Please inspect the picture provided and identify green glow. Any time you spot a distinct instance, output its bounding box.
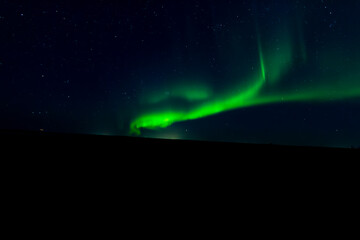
[143,80,213,104]
[167,82,213,101]
[130,72,360,135]
[256,24,266,81]
[130,71,266,135]
[259,52,266,81]
[263,31,294,84]
[129,19,360,135]
[130,111,185,135]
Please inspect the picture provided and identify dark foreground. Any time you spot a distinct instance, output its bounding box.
[1,129,358,156]
[1,129,358,215]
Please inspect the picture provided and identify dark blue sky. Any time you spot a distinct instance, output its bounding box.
[1,0,360,147]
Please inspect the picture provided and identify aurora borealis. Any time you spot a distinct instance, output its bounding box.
[1,0,360,147]
[129,1,360,137]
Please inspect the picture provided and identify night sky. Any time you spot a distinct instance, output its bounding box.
[1,0,360,148]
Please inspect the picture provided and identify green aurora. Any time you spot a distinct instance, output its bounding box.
[130,16,360,135]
